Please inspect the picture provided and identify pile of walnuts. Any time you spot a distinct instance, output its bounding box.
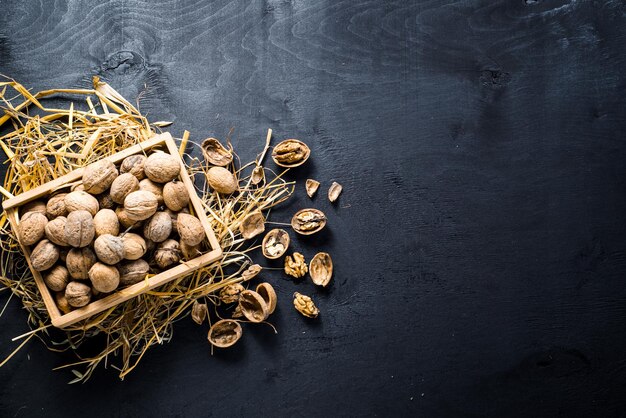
[17,151,206,314]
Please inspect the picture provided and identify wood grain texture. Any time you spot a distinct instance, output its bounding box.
[1,0,626,416]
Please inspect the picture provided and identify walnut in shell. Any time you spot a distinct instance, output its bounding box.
[163,181,190,212]
[55,292,72,314]
[89,262,120,293]
[207,167,238,194]
[64,191,99,216]
[238,290,270,323]
[219,283,245,304]
[82,159,118,194]
[44,265,69,292]
[144,152,180,183]
[271,139,310,168]
[165,207,188,233]
[46,193,68,218]
[284,252,308,279]
[143,211,172,243]
[110,173,140,204]
[94,234,125,265]
[177,213,205,246]
[328,181,343,203]
[262,228,289,259]
[256,282,277,315]
[97,193,116,210]
[293,292,319,318]
[291,208,327,235]
[201,137,233,167]
[119,259,150,286]
[65,281,92,308]
[115,207,141,229]
[30,239,59,271]
[305,179,320,198]
[207,319,242,348]
[66,247,97,280]
[138,179,164,205]
[239,210,265,240]
[310,252,333,287]
[191,300,208,325]
[64,210,95,248]
[154,239,180,269]
[18,211,48,246]
[120,154,147,180]
[122,233,147,260]
[124,190,158,221]
[93,209,120,237]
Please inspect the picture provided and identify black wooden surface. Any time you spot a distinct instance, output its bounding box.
[1,0,626,416]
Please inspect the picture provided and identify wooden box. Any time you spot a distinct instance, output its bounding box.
[2,133,222,328]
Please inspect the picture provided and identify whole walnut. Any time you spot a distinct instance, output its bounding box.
[30,239,59,271]
[124,190,158,221]
[97,193,115,210]
[119,259,150,286]
[110,173,140,204]
[89,262,120,293]
[93,209,120,237]
[163,181,190,212]
[120,154,147,180]
[65,281,92,307]
[18,211,48,246]
[154,239,180,269]
[64,191,99,216]
[177,213,205,246]
[64,210,95,248]
[144,152,180,183]
[44,265,69,292]
[122,233,147,260]
[207,167,238,194]
[82,159,118,194]
[94,234,125,265]
[20,200,47,216]
[139,179,164,205]
[143,212,172,243]
[66,247,97,279]
[44,216,68,246]
[46,193,68,218]
[55,292,72,314]
[115,207,141,229]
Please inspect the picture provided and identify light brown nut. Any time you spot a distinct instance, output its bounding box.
[284,252,308,279]
[143,211,172,243]
[207,319,242,348]
[179,240,201,260]
[44,265,69,292]
[89,262,120,293]
[120,154,147,180]
[177,213,205,246]
[110,173,140,204]
[118,259,150,286]
[121,233,147,260]
[271,139,310,168]
[305,179,320,198]
[238,290,270,323]
[46,193,68,218]
[328,181,343,203]
[144,152,180,183]
[20,200,46,216]
[163,181,190,212]
[65,281,92,308]
[18,212,48,246]
[124,190,158,221]
[201,137,233,167]
[94,234,125,265]
[64,210,95,248]
[293,292,319,318]
[82,159,118,194]
[239,210,265,240]
[66,247,97,280]
[291,208,327,235]
[256,282,277,315]
[64,191,99,216]
[207,167,238,194]
[241,264,262,281]
[262,229,289,259]
[55,292,72,314]
[154,239,180,269]
[138,179,164,205]
[93,209,120,237]
[165,207,188,234]
[219,283,245,304]
[97,193,116,210]
[191,300,208,325]
[115,207,141,229]
[30,240,59,271]
[310,252,333,287]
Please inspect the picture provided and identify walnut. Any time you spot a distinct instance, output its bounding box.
[46,193,68,218]
[163,181,190,212]
[121,233,147,260]
[143,211,172,243]
[30,240,59,271]
[291,208,327,235]
[66,247,97,279]
[18,211,47,246]
[271,139,310,168]
[55,292,72,314]
[118,259,149,286]
[138,179,164,205]
[256,282,277,315]
[94,234,125,265]
[305,179,320,198]
[64,191,99,216]
[207,319,242,348]
[165,207,188,233]
[206,167,238,194]
[241,264,262,281]
[97,193,115,210]
[328,181,343,203]
[144,152,180,183]
[238,290,270,323]
[284,252,307,278]
[261,228,289,259]
[201,137,233,167]
[65,281,92,308]
[89,262,120,293]
[64,210,95,248]
[219,283,245,304]
[293,292,319,318]
[44,265,69,292]
[310,252,333,287]
[177,213,205,246]
[239,210,265,240]
[191,300,208,325]
[82,159,118,194]
[110,173,140,204]
[124,190,158,221]
[115,207,141,229]
[154,239,180,269]
[20,200,46,216]
[179,240,201,260]
[120,154,146,180]
[93,209,120,237]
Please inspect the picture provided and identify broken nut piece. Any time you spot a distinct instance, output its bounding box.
[293,292,319,318]
[328,181,343,203]
[239,210,265,240]
[305,179,320,198]
[219,283,245,304]
[201,137,233,167]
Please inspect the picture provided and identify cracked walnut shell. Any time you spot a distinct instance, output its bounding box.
[207,319,242,348]
[239,210,265,240]
[284,252,308,279]
[291,208,327,235]
[238,290,270,323]
[262,228,289,259]
[328,181,343,203]
[293,292,319,318]
[219,283,245,304]
[191,300,208,325]
[310,252,333,287]
[305,179,320,198]
[201,137,233,167]
[271,139,310,168]
[256,282,277,315]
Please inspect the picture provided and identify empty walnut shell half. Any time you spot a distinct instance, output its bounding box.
[328,181,343,203]
[250,165,265,185]
[305,179,320,198]
[191,300,208,325]
[291,208,327,235]
[207,319,242,348]
[256,282,277,315]
[238,290,270,323]
[239,210,265,240]
[201,137,233,167]
[271,139,310,168]
[310,252,333,287]
[241,264,262,281]
[261,228,290,259]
